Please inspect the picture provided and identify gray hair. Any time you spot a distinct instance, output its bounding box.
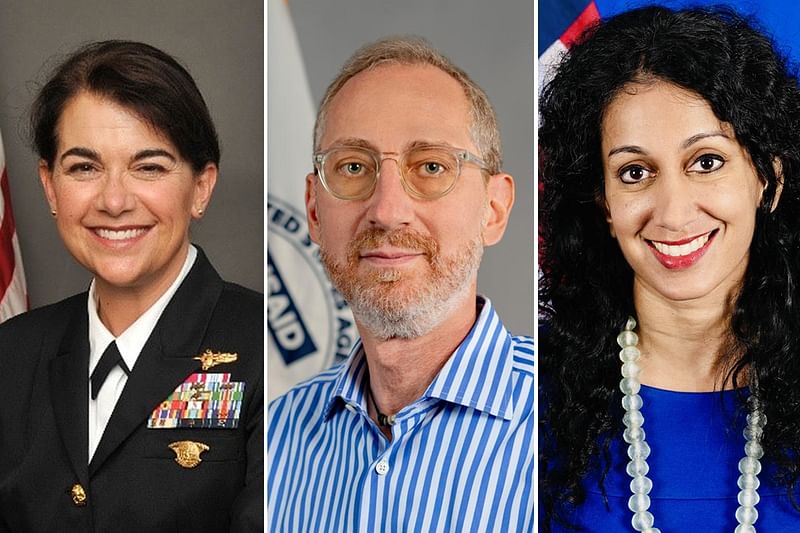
[313,36,502,174]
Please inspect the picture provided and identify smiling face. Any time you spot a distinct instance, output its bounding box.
[601,80,765,304]
[306,63,513,339]
[40,91,216,301]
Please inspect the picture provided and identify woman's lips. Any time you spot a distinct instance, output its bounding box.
[91,226,151,246]
[94,227,149,241]
[647,230,716,269]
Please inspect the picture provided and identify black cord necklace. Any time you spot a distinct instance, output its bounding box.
[367,386,396,427]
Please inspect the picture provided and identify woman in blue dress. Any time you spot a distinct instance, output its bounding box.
[539,6,800,532]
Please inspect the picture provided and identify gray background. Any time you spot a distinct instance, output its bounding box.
[286,0,535,335]
[0,0,264,309]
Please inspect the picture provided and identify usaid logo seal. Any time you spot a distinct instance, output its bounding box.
[267,194,357,399]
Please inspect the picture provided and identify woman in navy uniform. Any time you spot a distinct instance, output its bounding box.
[0,41,262,532]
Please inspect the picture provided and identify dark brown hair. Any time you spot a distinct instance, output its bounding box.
[31,40,219,173]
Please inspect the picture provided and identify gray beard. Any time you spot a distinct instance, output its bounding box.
[320,233,483,340]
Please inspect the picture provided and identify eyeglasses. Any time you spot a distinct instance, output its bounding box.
[313,145,488,201]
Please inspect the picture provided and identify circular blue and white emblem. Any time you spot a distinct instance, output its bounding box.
[267,194,357,399]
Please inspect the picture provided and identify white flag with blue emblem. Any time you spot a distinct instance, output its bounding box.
[267,0,357,400]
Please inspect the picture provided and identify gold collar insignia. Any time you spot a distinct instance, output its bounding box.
[194,350,238,371]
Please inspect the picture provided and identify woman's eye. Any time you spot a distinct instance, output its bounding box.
[619,165,653,184]
[688,154,724,173]
[139,164,165,173]
[65,162,99,179]
[133,163,170,179]
[68,163,95,173]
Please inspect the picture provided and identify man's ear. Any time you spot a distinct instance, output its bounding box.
[482,173,514,246]
[305,173,321,244]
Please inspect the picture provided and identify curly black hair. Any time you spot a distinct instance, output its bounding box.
[539,5,800,530]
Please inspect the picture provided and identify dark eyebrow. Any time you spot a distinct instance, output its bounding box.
[59,147,177,165]
[607,131,731,158]
[607,145,646,158]
[131,149,177,163]
[60,147,100,164]
[681,130,731,149]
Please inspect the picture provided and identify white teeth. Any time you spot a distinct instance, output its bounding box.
[95,228,147,241]
[652,233,710,257]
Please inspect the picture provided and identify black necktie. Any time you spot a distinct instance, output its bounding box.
[91,341,130,399]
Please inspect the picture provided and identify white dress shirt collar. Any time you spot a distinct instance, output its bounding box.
[87,244,197,375]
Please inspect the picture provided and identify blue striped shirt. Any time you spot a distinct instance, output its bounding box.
[268,297,534,532]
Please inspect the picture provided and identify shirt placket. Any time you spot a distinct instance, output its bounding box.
[357,398,439,531]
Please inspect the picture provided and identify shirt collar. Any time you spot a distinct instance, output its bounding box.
[88,245,197,375]
[324,296,515,421]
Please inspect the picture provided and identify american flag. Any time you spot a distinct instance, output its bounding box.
[539,0,800,72]
[0,128,28,321]
[538,0,599,88]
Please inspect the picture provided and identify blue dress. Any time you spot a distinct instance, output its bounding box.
[553,385,800,532]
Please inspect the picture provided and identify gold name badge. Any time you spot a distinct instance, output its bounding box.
[194,350,238,371]
[168,440,210,468]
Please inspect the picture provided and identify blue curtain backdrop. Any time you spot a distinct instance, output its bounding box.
[539,1,800,66]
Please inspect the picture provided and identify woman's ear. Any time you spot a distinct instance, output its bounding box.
[192,163,218,218]
[600,194,616,239]
[38,160,58,213]
[768,157,784,213]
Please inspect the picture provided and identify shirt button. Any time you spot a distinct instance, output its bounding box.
[375,459,390,476]
[345,403,357,413]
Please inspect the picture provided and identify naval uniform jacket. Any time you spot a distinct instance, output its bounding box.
[0,248,263,532]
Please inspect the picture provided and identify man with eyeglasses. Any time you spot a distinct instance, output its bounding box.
[268,37,533,533]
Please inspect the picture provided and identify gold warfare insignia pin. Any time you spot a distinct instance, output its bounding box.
[70,483,87,506]
[168,440,210,468]
[194,350,238,371]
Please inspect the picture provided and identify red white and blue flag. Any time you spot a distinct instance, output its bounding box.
[0,128,28,322]
[538,0,599,89]
[539,0,800,71]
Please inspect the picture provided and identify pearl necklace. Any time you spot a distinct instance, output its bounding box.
[617,317,766,533]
